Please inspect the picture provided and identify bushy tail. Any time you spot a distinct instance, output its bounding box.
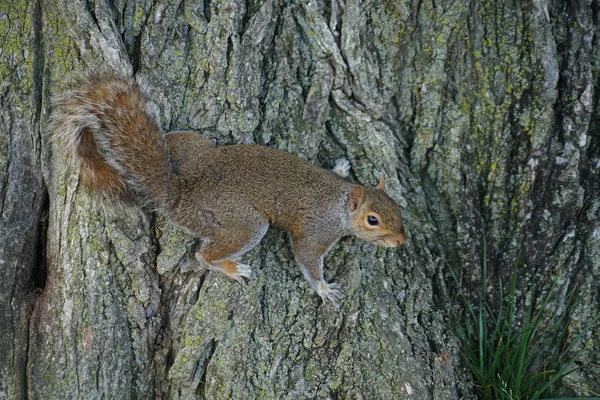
[49,74,173,208]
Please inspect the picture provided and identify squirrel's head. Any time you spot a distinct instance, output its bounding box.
[349,176,406,247]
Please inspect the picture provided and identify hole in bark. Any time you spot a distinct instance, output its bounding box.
[204,0,212,22]
[130,33,142,75]
[592,1,600,25]
[225,36,233,68]
[32,187,49,289]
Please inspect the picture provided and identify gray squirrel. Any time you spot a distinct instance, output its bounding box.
[49,74,407,306]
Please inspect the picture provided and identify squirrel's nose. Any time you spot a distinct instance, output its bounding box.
[396,236,406,246]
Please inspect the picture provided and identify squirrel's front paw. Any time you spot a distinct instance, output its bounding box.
[316,281,345,308]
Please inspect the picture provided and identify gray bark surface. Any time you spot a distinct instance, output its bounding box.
[0,0,598,399]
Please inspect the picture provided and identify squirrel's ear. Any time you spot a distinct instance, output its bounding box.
[349,185,365,212]
[375,175,385,190]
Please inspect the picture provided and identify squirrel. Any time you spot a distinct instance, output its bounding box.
[49,74,407,306]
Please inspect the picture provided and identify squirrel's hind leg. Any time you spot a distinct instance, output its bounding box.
[196,216,268,283]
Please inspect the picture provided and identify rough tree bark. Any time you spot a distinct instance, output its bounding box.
[1,0,598,399]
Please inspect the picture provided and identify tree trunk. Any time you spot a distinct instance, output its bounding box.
[1,0,598,399]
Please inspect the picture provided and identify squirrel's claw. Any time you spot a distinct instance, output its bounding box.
[316,281,345,308]
[230,262,256,284]
[332,158,351,177]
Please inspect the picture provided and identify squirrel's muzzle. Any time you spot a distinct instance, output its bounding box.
[376,234,406,248]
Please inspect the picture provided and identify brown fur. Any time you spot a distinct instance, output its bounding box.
[50,75,407,306]
[76,127,128,200]
[220,260,238,274]
[49,73,173,209]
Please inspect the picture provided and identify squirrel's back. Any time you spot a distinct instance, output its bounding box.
[166,133,352,231]
[49,74,173,208]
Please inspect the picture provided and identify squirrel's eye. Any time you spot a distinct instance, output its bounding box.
[367,215,380,226]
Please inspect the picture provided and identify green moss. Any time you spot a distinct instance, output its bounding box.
[0,0,34,107]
